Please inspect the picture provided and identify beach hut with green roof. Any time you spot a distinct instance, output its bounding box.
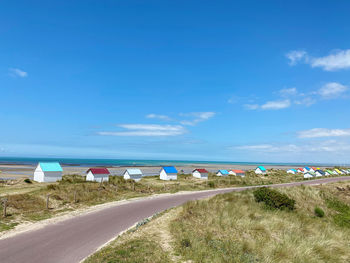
[33,162,63,182]
[255,166,266,174]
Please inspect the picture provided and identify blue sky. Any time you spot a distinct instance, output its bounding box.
[1,0,350,163]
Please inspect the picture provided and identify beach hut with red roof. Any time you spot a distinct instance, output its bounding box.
[297,168,304,173]
[229,169,245,177]
[86,168,110,182]
[192,169,209,179]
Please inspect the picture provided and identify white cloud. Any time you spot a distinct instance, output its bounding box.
[180,112,215,126]
[98,124,186,136]
[286,49,350,71]
[298,128,350,138]
[279,87,298,97]
[146,114,171,121]
[244,104,259,110]
[261,99,291,110]
[311,49,350,71]
[244,100,291,111]
[234,144,300,153]
[293,97,316,107]
[9,68,28,78]
[286,50,308,66]
[318,82,348,99]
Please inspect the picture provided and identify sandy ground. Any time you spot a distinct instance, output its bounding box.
[0,163,326,180]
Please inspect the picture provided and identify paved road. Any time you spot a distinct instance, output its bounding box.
[0,176,349,263]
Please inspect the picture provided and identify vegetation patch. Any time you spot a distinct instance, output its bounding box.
[326,198,350,228]
[85,239,171,263]
[253,187,295,211]
[314,207,325,218]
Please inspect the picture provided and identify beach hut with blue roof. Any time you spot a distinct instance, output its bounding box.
[255,166,267,174]
[216,170,229,176]
[33,162,63,182]
[287,169,297,174]
[160,166,178,181]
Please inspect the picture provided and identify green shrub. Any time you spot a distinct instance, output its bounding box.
[253,187,295,211]
[24,178,32,184]
[314,207,325,217]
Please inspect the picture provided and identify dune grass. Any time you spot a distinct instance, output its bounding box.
[170,183,350,263]
[84,181,350,263]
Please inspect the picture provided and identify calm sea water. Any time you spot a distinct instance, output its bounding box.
[0,157,340,167]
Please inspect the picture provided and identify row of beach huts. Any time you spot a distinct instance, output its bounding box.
[32,162,349,183]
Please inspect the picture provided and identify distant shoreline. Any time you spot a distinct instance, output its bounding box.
[0,157,346,168]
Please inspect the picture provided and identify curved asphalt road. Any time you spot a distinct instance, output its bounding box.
[0,176,349,263]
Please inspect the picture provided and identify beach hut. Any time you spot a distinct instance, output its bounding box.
[86,168,110,182]
[297,168,304,173]
[123,168,143,181]
[315,170,325,177]
[216,170,229,176]
[230,169,245,177]
[325,170,332,176]
[287,169,297,174]
[33,162,63,183]
[303,172,314,179]
[335,169,343,175]
[303,167,313,173]
[192,169,209,180]
[341,169,349,174]
[255,166,266,174]
[160,166,178,181]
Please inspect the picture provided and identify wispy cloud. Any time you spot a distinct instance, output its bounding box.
[298,128,350,138]
[244,104,259,110]
[246,100,291,110]
[311,49,350,71]
[9,68,28,78]
[146,114,171,121]
[261,99,291,110]
[98,124,186,136]
[318,82,348,99]
[180,112,215,126]
[286,49,350,71]
[286,50,307,66]
[234,144,300,152]
[279,87,298,97]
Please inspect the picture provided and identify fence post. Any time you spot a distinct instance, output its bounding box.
[46,194,50,210]
[163,183,166,191]
[74,190,77,203]
[3,198,7,217]
[132,181,135,191]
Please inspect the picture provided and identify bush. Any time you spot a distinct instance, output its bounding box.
[314,207,325,217]
[24,178,32,184]
[253,187,295,211]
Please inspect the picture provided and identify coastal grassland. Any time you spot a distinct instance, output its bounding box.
[170,182,350,263]
[0,171,347,233]
[83,181,350,263]
[84,208,181,263]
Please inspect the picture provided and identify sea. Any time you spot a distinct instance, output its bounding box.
[0,157,341,167]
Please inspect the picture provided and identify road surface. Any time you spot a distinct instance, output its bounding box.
[0,176,349,263]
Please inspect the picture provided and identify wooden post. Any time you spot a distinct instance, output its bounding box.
[46,194,50,210]
[3,198,7,218]
[163,183,166,191]
[132,181,135,191]
[74,190,77,203]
